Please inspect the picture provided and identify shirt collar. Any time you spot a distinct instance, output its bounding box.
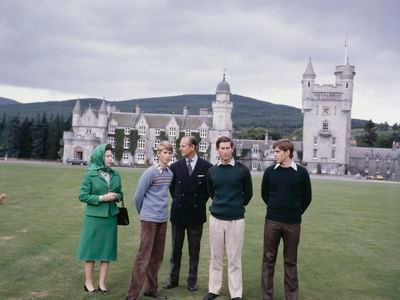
[186,154,198,165]
[154,163,168,174]
[274,160,297,171]
[217,158,235,167]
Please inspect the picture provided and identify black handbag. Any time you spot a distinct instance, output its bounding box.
[117,199,130,226]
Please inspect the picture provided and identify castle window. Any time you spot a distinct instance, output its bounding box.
[365,154,369,162]
[322,121,329,131]
[386,168,391,175]
[314,136,318,145]
[252,161,258,171]
[123,152,129,162]
[155,128,161,136]
[308,82,310,87]
[236,144,243,157]
[185,130,191,136]
[375,153,380,162]
[86,129,92,134]
[252,145,260,157]
[136,153,145,164]
[154,139,160,150]
[137,139,145,149]
[331,149,336,160]
[386,155,391,163]
[124,137,130,149]
[139,126,146,135]
[364,168,369,174]
[200,128,208,138]
[171,140,176,149]
[124,128,130,135]
[152,153,158,163]
[108,125,116,134]
[169,127,177,137]
[332,137,336,146]
[199,141,207,152]
[108,137,115,148]
[346,83,349,88]
[313,149,318,159]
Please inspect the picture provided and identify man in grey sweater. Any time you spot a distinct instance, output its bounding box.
[126,141,173,300]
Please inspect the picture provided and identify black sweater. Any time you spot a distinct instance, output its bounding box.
[261,164,311,224]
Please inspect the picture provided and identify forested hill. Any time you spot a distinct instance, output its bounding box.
[0,94,367,134]
[0,97,19,106]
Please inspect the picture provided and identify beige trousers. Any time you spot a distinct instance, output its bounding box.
[208,215,245,298]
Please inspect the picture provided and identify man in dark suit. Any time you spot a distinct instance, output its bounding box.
[163,136,212,292]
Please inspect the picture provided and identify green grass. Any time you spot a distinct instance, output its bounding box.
[0,162,399,300]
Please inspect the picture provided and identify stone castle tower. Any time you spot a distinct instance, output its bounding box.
[302,53,356,175]
[209,73,233,162]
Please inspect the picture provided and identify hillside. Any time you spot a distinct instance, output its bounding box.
[0,97,19,106]
[0,94,368,135]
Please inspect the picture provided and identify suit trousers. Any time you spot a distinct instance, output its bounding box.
[169,223,203,286]
[208,215,245,299]
[127,220,167,300]
[261,219,301,300]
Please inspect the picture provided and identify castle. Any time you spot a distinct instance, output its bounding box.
[63,59,400,181]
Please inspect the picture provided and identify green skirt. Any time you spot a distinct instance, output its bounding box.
[76,215,117,261]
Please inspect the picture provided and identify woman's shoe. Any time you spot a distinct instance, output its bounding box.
[98,286,108,294]
[84,284,96,293]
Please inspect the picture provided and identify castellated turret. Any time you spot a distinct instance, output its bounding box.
[301,55,356,176]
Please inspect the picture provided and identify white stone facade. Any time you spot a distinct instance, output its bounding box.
[62,76,233,165]
[302,59,355,175]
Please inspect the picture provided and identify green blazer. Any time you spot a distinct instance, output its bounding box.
[79,169,123,217]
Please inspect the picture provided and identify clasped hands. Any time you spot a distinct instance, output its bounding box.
[101,192,118,202]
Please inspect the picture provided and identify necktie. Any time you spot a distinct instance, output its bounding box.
[187,159,193,176]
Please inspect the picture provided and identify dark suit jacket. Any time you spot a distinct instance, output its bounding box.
[169,157,213,226]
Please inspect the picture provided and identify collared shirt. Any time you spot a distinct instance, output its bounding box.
[154,163,168,174]
[274,160,297,171]
[186,154,198,170]
[217,157,235,167]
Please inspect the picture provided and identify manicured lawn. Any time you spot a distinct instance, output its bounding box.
[0,162,399,299]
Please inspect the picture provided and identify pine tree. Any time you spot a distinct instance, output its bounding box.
[0,114,7,156]
[6,116,21,157]
[19,117,33,158]
[31,114,49,159]
[362,120,378,147]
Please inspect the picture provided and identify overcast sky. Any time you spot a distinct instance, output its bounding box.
[0,0,399,124]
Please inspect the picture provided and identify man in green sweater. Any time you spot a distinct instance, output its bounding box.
[261,139,312,300]
[203,136,253,300]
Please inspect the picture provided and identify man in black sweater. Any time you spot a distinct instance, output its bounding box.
[203,136,253,300]
[261,139,311,300]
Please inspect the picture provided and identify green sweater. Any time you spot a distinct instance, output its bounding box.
[206,162,253,220]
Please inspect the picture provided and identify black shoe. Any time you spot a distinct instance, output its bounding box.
[98,286,108,294]
[83,284,96,293]
[163,282,178,289]
[143,292,168,299]
[187,284,198,291]
[231,298,242,300]
[203,293,219,300]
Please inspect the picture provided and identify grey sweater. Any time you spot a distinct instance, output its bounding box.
[134,165,173,223]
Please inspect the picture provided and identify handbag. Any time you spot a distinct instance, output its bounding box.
[117,199,130,226]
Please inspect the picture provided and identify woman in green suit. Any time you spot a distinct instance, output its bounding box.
[76,144,123,293]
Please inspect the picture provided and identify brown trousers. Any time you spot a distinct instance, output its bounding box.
[127,220,167,300]
[261,220,301,300]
